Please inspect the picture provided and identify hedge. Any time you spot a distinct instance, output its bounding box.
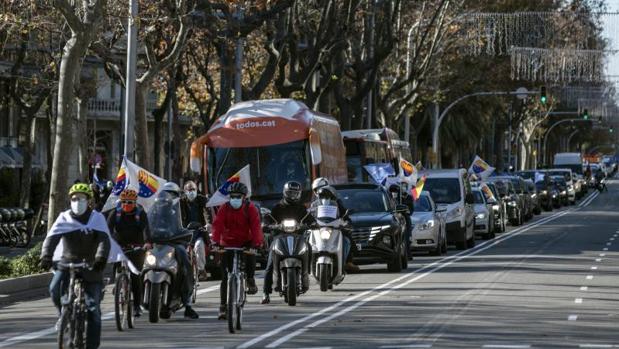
[0,241,45,280]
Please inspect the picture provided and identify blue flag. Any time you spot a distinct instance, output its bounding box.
[363,163,396,185]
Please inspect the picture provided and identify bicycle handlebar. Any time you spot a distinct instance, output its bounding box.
[57,261,91,270]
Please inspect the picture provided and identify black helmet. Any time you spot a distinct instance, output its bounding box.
[388,184,400,193]
[283,181,302,203]
[228,182,248,196]
[316,185,337,200]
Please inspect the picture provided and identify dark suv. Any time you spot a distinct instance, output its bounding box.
[334,183,409,272]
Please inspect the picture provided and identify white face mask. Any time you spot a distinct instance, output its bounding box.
[185,190,197,201]
[230,198,243,209]
[71,199,88,216]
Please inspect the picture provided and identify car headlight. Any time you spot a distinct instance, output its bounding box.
[561,190,566,195]
[145,253,156,266]
[419,220,435,230]
[320,227,332,240]
[447,207,463,220]
[542,190,548,195]
[475,213,485,219]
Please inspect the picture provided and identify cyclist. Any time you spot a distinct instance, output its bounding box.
[158,182,200,319]
[40,183,110,349]
[261,181,313,304]
[180,180,211,277]
[211,182,263,320]
[106,188,151,317]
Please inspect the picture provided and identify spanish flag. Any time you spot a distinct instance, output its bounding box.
[411,175,427,201]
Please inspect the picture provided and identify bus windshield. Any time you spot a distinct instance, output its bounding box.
[208,140,309,197]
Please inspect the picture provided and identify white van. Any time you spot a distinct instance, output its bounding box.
[420,169,475,250]
[553,153,584,199]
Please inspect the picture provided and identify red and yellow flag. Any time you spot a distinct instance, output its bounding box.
[411,175,427,201]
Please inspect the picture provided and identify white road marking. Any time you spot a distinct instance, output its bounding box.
[600,253,606,257]
[606,242,612,246]
[591,266,598,270]
[610,238,615,241]
[587,275,594,280]
[380,345,433,349]
[579,345,614,348]
[581,286,589,291]
[575,298,583,304]
[482,345,531,349]
[596,258,602,262]
[250,210,573,349]
[603,248,609,251]
[568,315,578,321]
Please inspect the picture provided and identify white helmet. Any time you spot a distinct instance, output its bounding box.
[162,182,181,196]
[311,177,329,193]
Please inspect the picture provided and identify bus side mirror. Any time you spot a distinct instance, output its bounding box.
[309,130,322,165]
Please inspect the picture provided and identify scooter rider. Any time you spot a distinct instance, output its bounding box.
[311,185,353,268]
[159,182,199,319]
[211,182,264,320]
[389,183,414,259]
[180,180,211,277]
[40,183,110,349]
[106,188,151,317]
[261,181,314,304]
[311,178,359,272]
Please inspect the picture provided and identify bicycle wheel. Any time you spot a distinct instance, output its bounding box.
[227,277,237,334]
[192,255,199,304]
[56,306,72,349]
[75,304,86,349]
[114,274,130,331]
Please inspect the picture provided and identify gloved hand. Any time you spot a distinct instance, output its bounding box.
[39,258,53,271]
[93,257,107,272]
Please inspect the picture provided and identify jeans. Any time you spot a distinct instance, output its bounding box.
[343,236,351,263]
[220,250,256,305]
[49,270,103,349]
[173,245,194,307]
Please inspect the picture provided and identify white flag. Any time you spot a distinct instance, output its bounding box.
[102,157,168,213]
[206,165,252,207]
[468,155,495,180]
[398,157,418,186]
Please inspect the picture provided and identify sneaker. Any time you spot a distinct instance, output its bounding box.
[184,306,199,320]
[55,317,62,332]
[218,305,227,320]
[345,262,360,273]
[261,293,270,304]
[246,278,258,295]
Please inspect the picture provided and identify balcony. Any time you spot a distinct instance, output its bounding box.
[87,98,191,124]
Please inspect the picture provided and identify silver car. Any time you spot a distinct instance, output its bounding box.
[473,188,495,239]
[411,191,447,255]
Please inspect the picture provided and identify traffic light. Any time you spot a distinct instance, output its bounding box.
[540,86,547,104]
[583,109,589,120]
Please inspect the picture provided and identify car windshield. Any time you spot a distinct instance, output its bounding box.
[414,196,432,212]
[548,171,571,182]
[423,178,461,204]
[338,189,389,213]
[473,191,485,204]
[208,140,309,197]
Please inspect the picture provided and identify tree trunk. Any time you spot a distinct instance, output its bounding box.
[217,40,233,116]
[134,83,152,170]
[19,112,36,208]
[153,79,174,177]
[76,95,89,181]
[48,35,88,229]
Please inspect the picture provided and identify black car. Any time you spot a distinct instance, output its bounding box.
[333,183,409,272]
[551,175,569,206]
[489,178,524,226]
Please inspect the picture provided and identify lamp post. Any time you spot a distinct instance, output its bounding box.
[542,119,590,165]
[123,0,138,159]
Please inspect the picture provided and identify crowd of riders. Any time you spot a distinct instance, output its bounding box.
[41,169,390,348]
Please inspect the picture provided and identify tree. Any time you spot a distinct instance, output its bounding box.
[48,0,107,229]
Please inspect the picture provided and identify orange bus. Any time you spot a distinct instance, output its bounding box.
[189,99,347,207]
[342,128,412,183]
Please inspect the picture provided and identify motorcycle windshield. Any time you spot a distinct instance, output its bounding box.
[313,199,339,223]
[148,192,184,242]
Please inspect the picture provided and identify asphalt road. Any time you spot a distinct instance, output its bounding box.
[1,181,618,349]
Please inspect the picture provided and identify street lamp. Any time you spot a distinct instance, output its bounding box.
[542,118,591,165]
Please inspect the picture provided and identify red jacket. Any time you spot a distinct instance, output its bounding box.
[212,201,264,248]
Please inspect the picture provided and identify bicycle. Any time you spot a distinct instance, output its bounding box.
[219,247,255,334]
[187,244,200,304]
[56,261,90,349]
[114,247,143,331]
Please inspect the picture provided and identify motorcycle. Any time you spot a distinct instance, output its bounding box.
[307,202,347,292]
[142,193,193,323]
[263,211,311,306]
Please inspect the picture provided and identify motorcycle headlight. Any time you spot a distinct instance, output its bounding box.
[282,219,297,233]
[492,204,500,211]
[145,253,156,266]
[475,213,485,220]
[320,228,332,240]
[508,201,517,207]
[542,190,548,195]
[561,190,566,195]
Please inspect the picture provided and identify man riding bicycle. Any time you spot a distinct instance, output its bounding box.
[40,183,110,349]
[211,182,263,320]
[106,188,151,317]
[180,180,212,278]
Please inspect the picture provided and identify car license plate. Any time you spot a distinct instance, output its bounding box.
[356,243,362,251]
